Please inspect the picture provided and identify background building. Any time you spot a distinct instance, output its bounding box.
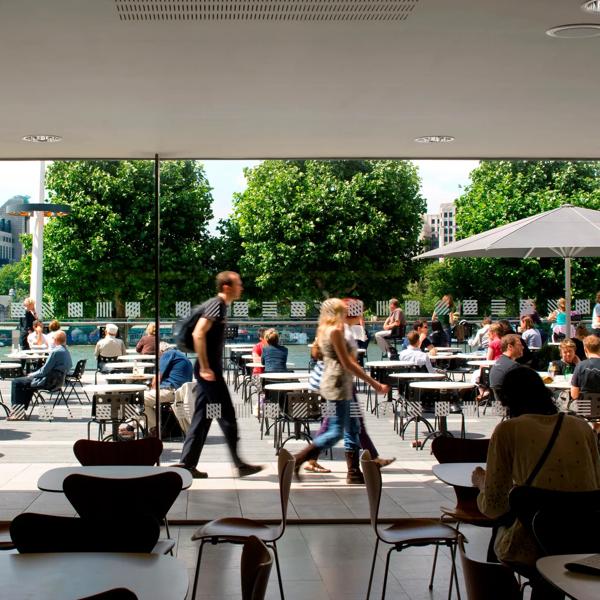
[0,195,29,264]
[422,202,457,249]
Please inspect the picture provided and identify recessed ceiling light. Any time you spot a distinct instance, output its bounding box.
[22,134,62,143]
[581,1,600,15]
[414,135,455,144]
[546,23,600,38]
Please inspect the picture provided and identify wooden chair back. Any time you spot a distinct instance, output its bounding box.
[73,438,163,466]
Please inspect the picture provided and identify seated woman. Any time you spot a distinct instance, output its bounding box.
[429,319,448,347]
[27,320,49,349]
[486,323,503,361]
[135,323,157,355]
[472,366,600,599]
[261,329,288,373]
[46,319,61,349]
[519,316,541,349]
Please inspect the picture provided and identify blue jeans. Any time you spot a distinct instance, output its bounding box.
[313,399,360,452]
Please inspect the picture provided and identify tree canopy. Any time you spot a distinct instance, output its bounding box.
[228,160,426,304]
[44,160,214,317]
[430,160,600,313]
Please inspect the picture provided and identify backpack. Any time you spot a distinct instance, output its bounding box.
[173,305,203,353]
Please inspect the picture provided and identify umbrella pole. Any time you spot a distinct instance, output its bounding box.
[565,257,571,338]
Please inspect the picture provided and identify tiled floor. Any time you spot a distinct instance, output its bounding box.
[0,372,506,598]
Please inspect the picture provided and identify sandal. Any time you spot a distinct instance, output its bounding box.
[373,457,396,468]
[304,462,331,473]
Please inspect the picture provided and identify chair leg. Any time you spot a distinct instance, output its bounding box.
[429,544,439,589]
[366,538,379,600]
[191,539,206,600]
[381,546,395,600]
[271,540,285,600]
[448,541,461,600]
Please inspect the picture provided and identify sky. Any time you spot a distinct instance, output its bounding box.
[0,159,478,232]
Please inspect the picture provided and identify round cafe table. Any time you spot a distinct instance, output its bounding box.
[434,347,461,353]
[259,372,310,380]
[117,354,157,361]
[103,362,155,372]
[537,554,600,600]
[432,462,486,488]
[38,464,193,492]
[103,373,153,383]
[0,552,188,600]
[467,360,496,368]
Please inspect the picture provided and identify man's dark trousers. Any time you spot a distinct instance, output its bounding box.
[180,374,243,469]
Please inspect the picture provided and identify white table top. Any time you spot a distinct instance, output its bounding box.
[410,381,476,391]
[537,554,600,600]
[467,360,496,367]
[117,354,157,361]
[242,354,254,360]
[83,384,148,394]
[0,362,24,369]
[38,465,193,492]
[0,552,189,600]
[453,353,487,360]
[264,382,311,392]
[103,362,155,371]
[432,462,486,488]
[103,373,153,382]
[226,344,255,350]
[6,352,48,360]
[259,372,310,380]
[434,347,461,353]
[365,360,413,368]
[546,379,573,390]
[429,354,459,361]
[388,372,446,380]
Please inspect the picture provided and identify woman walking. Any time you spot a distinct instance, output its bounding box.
[294,298,389,483]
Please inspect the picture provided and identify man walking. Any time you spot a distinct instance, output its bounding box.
[374,298,405,359]
[177,271,263,479]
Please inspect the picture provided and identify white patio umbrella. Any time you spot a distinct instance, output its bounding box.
[414,204,600,335]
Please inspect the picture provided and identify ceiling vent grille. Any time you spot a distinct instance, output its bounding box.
[114,1,420,22]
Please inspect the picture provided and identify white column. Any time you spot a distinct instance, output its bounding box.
[565,256,571,337]
[29,161,45,308]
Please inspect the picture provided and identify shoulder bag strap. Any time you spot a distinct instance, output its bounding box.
[525,412,565,486]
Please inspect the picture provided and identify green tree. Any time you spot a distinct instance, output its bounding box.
[431,161,600,313]
[231,160,426,305]
[0,235,30,297]
[44,160,214,317]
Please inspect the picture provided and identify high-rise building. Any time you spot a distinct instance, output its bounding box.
[422,201,457,249]
[0,195,30,264]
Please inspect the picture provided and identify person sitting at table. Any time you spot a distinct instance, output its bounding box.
[468,316,491,350]
[261,329,288,373]
[94,323,126,369]
[399,331,435,373]
[570,334,600,402]
[144,342,193,436]
[486,323,503,360]
[9,331,72,415]
[27,320,49,349]
[550,338,580,376]
[429,319,448,348]
[374,297,405,359]
[46,319,62,349]
[413,320,436,354]
[488,334,523,393]
[519,316,541,349]
[472,366,600,600]
[135,322,157,355]
[251,327,267,375]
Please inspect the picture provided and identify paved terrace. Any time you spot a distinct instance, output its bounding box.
[0,373,503,599]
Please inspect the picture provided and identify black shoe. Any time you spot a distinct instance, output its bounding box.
[237,463,264,478]
[387,349,399,360]
[173,463,208,479]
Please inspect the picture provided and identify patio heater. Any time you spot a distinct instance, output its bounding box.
[8,161,70,310]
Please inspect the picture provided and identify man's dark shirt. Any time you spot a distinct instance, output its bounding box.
[489,354,519,390]
[571,357,600,393]
[197,296,227,374]
[419,336,433,352]
[551,359,578,376]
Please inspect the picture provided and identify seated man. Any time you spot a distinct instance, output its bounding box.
[488,334,523,392]
[9,331,72,414]
[551,338,580,376]
[144,342,193,436]
[570,334,600,401]
[374,298,406,359]
[399,331,435,373]
[94,323,126,369]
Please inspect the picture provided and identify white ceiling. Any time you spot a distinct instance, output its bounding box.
[1,0,600,159]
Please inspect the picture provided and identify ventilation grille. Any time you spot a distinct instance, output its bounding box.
[115,0,420,22]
